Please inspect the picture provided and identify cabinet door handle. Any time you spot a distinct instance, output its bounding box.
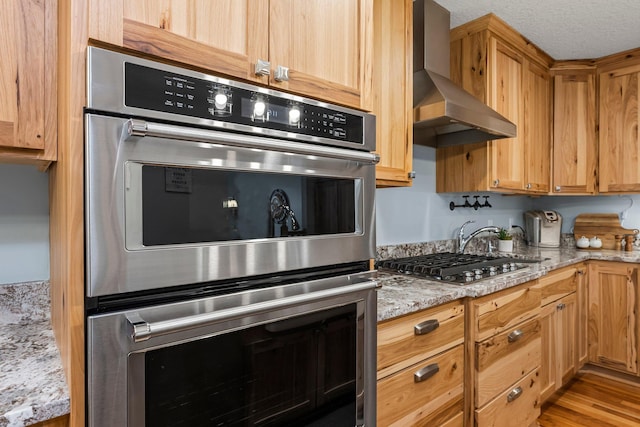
[493,179,500,187]
[274,65,290,82]
[555,185,562,192]
[507,329,524,343]
[507,386,523,402]
[526,183,532,189]
[255,59,271,76]
[414,363,439,383]
[414,319,439,335]
[557,302,566,310]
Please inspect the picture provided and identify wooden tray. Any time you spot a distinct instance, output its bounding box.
[573,213,639,250]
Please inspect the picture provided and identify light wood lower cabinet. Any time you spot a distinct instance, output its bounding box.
[588,261,639,375]
[538,264,586,403]
[377,300,464,426]
[467,281,541,426]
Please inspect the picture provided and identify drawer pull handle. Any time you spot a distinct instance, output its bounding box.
[507,329,524,343]
[507,386,523,402]
[414,319,439,335]
[414,363,439,383]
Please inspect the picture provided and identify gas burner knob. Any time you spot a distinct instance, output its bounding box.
[502,263,510,272]
[463,271,474,278]
[473,268,484,276]
[488,266,498,273]
[510,262,517,270]
[465,276,475,282]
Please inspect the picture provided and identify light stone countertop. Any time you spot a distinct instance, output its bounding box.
[376,246,640,322]
[0,281,70,427]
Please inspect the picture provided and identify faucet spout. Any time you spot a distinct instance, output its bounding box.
[457,222,501,253]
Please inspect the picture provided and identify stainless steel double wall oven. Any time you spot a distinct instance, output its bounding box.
[85,48,378,426]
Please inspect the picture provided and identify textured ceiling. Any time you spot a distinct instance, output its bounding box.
[434,0,640,60]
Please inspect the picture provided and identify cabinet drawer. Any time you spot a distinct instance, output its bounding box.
[539,266,578,306]
[377,344,464,427]
[475,368,540,427]
[476,317,541,407]
[377,300,464,379]
[473,282,540,342]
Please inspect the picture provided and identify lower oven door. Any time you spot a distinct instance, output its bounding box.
[87,272,377,427]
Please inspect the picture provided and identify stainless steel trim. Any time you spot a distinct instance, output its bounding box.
[126,118,380,164]
[414,319,439,335]
[414,363,439,383]
[129,280,377,342]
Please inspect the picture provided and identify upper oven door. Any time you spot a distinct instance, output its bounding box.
[85,114,377,297]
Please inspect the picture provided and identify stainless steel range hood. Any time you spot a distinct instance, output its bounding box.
[413,0,516,147]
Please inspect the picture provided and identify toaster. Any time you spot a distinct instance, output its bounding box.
[523,210,562,247]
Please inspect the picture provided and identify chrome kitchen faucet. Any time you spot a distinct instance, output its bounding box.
[457,220,501,253]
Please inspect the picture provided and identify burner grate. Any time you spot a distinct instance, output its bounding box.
[376,252,529,284]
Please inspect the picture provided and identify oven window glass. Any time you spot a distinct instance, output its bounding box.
[141,166,357,246]
[144,304,357,426]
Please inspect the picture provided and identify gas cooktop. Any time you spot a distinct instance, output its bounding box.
[375,252,539,284]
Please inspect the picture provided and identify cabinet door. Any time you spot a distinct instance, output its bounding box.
[0,0,57,166]
[552,69,597,194]
[89,0,269,84]
[599,62,640,193]
[268,0,373,110]
[373,0,413,187]
[488,38,525,191]
[588,262,639,374]
[523,60,551,193]
[557,293,577,385]
[539,302,557,403]
[576,266,588,368]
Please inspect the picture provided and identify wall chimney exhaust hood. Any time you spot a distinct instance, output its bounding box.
[413,0,516,147]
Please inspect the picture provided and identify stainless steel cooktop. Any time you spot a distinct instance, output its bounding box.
[375,252,539,284]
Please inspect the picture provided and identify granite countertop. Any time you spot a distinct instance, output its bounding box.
[0,281,70,427]
[376,246,640,322]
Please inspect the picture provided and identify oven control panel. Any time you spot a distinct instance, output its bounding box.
[123,63,364,145]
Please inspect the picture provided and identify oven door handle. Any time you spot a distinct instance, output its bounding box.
[127,119,380,165]
[127,280,377,343]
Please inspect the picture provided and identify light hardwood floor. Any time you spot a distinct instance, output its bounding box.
[538,371,640,426]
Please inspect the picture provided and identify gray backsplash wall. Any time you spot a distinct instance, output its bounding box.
[1,147,640,283]
[0,164,49,284]
[376,145,640,246]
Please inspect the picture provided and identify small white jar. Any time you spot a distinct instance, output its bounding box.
[589,236,602,248]
[576,236,590,248]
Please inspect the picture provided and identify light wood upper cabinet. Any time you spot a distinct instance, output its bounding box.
[551,65,598,194]
[523,60,552,193]
[441,15,552,194]
[588,261,639,375]
[488,38,526,192]
[598,57,640,193]
[372,0,413,187]
[0,0,57,169]
[88,0,373,111]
